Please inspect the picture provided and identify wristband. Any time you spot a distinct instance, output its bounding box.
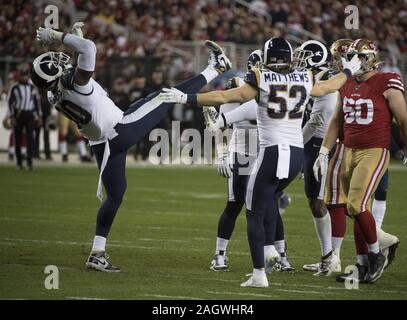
[186,94,197,104]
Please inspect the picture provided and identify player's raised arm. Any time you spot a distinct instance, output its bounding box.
[36,24,96,85]
[310,55,361,97]
[160,83,257,106]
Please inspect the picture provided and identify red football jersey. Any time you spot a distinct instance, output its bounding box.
[339,72,404,149]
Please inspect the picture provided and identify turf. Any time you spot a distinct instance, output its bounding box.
[0,163,406,300]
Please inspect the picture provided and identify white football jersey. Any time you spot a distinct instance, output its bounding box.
[302,68,338,144]
[50,68,123,145]
[219,77,258,156]
[245,67,313,148]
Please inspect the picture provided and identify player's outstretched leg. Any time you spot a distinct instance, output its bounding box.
[111,40,232,152]
[86,146,127,272]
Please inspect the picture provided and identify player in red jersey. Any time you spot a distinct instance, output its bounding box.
[313,39,407,283]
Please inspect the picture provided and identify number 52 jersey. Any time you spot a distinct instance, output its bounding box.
[340,72,404,149]
[244,67,313,148]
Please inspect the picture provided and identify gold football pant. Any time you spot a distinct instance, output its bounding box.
[324,142,347,206]
[340,147,389,216]
[58,114,81,139]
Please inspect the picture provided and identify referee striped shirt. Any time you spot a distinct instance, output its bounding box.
[7,81,40,117]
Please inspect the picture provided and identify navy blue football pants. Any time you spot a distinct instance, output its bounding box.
[92,74,208,238]
[245,145,304,269]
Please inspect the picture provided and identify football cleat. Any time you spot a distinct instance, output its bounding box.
[85,252,121,273]
[205,40,232,74]
[377,228,399,268]
[364,250,387,283]
[241,272,268,288]
[265,247,280,274]
[302,262,320,272]
[210,254,229,271]
[336,263,368,283]
[274,256,295,273]
[202,107,219,132]
[80,155,93,162]
[313,251,341,277]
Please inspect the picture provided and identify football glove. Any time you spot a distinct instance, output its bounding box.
[159,87,188,104]
[341,54,362,76]
[218,153,233,178]
[72,22,84,38]
[36,27,63,44]
[313,147,329,182]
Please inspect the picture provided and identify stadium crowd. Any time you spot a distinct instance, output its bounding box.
[0,0,406,162]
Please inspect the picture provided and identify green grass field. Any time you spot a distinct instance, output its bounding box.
[0,162,406,300]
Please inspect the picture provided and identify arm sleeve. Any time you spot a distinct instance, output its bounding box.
[223,100,257,125]
[62,33,96,72]
[302,115,320,145]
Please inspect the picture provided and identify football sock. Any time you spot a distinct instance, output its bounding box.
[329,206,346,253]
[77,140,87,157]
[354,210,378,245]
[357,254,368,266]
[274,240,285,254]
[215,237,229,255]
[313,214,332,256]
[92,235,106,252]
[354,219,368,256]
[200,65,219,83]
[372,199,386,228]
[60,140,68,155]
[368,242,380,254]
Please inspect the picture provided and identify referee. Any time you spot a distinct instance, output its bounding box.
[7,63,41,170]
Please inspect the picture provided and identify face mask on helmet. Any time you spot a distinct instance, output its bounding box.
[31,52,70,90]
[294,40,330,70]
[247,49,263,71]
[346,39,380,77]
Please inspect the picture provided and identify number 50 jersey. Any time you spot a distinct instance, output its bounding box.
[244,67,313,148]
[340,72,404,149]
[50,67,124,145]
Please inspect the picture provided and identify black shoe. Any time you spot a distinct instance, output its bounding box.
[16,164,23,171]
[85,252,121,273]
[336,263,368,283]
[8,154,14,162]
[364,251,387,283]
[45,156,54,161]
[62,154,68,162]
[80,155,93,162]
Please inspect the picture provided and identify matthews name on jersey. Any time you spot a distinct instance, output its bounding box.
[220,76,258,156]
[49,66,123,146]
[244,66,313,148]
[340,72,404,149]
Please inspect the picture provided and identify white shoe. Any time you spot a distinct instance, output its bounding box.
[265,247,280,274]
[205,40,232,74]
[313,251,341,277]
[378,228,400,268]
[303,262,320,272]
[210,254,228,271]
[240,272,268,288]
